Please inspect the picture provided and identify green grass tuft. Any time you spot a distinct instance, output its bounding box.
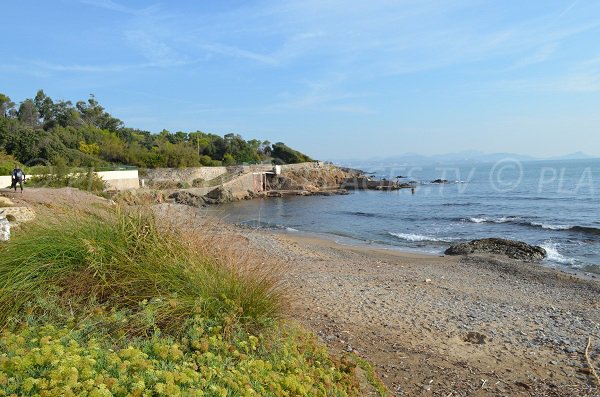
[0,206,281,336]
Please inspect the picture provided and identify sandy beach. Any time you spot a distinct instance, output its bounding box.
[237,226,600,396]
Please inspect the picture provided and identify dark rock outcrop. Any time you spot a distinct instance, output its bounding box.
[431,179,449,184]
[445,238,546,261]
[204,187,234,204]
[169,191,206,207]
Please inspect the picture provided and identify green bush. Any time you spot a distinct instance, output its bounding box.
[28,169,107,193]
[0,152,21,177]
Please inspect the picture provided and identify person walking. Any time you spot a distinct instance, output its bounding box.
[10,165,25,193]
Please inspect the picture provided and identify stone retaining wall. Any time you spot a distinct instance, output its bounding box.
[142,167,229,185]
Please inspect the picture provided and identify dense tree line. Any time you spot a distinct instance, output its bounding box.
[0,91,312,169]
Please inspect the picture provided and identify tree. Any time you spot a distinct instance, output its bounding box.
[0,90,316,169]
[17,99,39,126]
[34,90,54,126]
[76,95,123,131]
[2,124,45,162]
[261,140,272,156]
[52,99,79,128]
[271,142,312,164]
[0,94,15,118]
[79,141,101,156]
[99,132,126,162]
[222,153,236,166]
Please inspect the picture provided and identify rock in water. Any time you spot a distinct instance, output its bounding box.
[445,238,546,261]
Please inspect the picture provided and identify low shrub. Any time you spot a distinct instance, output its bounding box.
[146,180,181,190]
[0,320,359,396]
[28,170,107,193]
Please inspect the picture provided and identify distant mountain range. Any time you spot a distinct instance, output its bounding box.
[331,150,597,168]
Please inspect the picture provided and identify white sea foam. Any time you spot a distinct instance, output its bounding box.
[531,222,572,230]
[467,216,517,224]
[389,232,447,242]
[468,218,580,232]
[469,217,487,223]
[541,243,575,265]
[285,227,299,232]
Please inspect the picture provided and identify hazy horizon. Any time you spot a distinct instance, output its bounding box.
[329,149,598,162]
[2,1,600,159]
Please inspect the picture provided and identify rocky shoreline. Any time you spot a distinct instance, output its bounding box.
[133,163,363,206]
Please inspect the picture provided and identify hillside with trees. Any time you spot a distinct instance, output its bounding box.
[0,91,313,169]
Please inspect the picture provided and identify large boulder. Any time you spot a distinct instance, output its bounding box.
[445,238,546,261]
[204,187,234,204]
[168,191,205,207]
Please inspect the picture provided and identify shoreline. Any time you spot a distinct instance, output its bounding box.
[234,222,600,280]
[232,223,600,396]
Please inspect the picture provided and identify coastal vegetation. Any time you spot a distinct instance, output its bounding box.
[0,91,312,170]
[0,203,371,396]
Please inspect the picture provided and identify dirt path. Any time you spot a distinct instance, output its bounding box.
[1,187,108,210]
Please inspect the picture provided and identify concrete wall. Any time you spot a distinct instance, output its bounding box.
[97,170,140,190]
[0,176,12,188]
[142,165,280,185]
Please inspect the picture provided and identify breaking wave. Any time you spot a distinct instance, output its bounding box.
[530,222,572,230]
[388,232,451,243]
[466,216,521,224]
[541,243,576,265]
[464,217,600,236]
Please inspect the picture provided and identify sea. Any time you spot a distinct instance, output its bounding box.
[214,158,600,274]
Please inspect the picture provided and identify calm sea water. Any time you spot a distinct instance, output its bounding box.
[214,159,600,274]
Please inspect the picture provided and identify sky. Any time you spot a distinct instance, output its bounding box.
[1,0,600,160]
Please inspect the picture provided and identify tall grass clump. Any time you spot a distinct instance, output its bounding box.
[0,205,281,335]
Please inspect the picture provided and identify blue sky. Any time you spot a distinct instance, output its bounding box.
[2,0,600,159]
